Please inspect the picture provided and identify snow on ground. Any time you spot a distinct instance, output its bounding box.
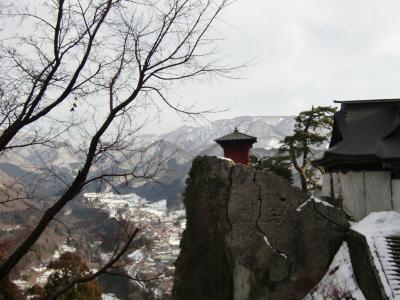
[168,209,185,219]
[83,192,167,217]
[102,293,121,300]
[128,247,146,262]
[141,199,167,217]
[351,211,400,299]
[52,243,77,260]
[351,211,400,237]
[303,242,365,300]
[3,225,21,232]
[32,266,46,272]
[59,244,76,253]
[28,242,77,286]
[100,252,113,262]
[169,235,181,246]
[35,270,54,285]
[12,279,30,290]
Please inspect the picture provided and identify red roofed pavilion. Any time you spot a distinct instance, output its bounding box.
[215,127,257,165]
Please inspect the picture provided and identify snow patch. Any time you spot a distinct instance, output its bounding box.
[12,279,30,290]
[36,270,54,285]
[296,196,334,212]
[351,211,400,237]
[128,248,146,262]
[263,236,271,246]
[217,156,234,163]
[263,236,288,259]
[168,209,185,219]
[303,242,365,300]
[59,244,76,253]
[32,266,46,272]
[102,293,121,300]
[169,236,181,246]
[83,192,167,217]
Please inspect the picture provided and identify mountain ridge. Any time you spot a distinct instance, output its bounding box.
[0,115,295,207]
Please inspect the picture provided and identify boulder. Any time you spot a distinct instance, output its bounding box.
[172,156,348,300]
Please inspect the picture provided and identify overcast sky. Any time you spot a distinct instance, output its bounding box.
[149,0,400,133]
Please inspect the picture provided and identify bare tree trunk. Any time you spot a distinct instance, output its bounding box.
[0,106,118,279]
[0,166,88,279]
[0,123,24,153]
[300,168,308,192]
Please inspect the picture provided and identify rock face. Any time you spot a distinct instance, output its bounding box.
[347,230,387,300]
[172,156,349,300]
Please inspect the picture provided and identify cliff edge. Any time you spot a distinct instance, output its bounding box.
[172,156,348,300]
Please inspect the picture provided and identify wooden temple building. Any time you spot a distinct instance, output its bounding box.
[315,99,400,220]
[215,127,257,165]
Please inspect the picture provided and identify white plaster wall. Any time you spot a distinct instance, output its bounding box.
[340,172,367,221]
[322,171,394,221]
[364,172,392,213]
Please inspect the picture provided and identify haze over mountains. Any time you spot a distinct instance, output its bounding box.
[0,116,295,208]
[158,115,295,153]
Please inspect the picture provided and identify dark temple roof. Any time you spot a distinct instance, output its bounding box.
[215,127,257,144]
[315,99,400,171]
[333,98,400,104]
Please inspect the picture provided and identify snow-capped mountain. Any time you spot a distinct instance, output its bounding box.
[0,116,295,207]
[159,116,295,154]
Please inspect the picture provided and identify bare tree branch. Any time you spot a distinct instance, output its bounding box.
[0,0,243,288]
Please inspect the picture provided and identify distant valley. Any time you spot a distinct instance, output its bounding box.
[0,115,295,209]
[0,115,296,299]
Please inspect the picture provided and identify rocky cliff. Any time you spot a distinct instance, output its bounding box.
[172,156,349,300]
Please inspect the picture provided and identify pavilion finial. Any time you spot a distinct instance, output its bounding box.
[234,127,238,132]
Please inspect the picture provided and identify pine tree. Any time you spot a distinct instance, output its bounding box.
[279,106,337,192]
[250,155,293,183]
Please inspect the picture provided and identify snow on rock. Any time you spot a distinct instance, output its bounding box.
[102,293,121,300]
[217,156,234,163]
[296,196,334,212]
[303,242,365,300]
[351,211,400,299]
[263,235,271,246]
[263,236,288,259]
